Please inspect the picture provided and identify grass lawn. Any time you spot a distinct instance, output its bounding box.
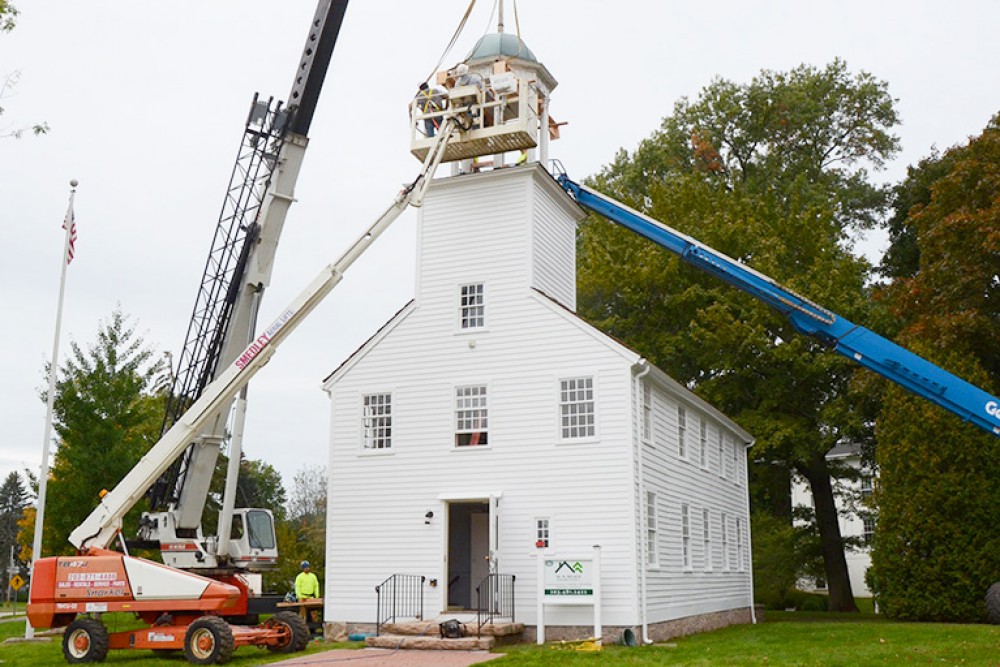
[1,611,996,666]
[491,615,1000,666]
[0,613,361,666]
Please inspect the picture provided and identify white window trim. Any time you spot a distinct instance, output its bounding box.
[456,281,487,332]
[360,391,394,454]
[557,375,599,443]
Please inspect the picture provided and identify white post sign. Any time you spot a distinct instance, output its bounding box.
[536,545,602,644]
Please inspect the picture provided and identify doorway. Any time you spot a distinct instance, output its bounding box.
[447,501,490,610]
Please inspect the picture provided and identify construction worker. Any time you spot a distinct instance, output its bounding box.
[295,560,320,600]
[414,82,446,137]
[454,62,483,89]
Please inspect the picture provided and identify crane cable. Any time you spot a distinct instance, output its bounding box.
[424,0,478,83]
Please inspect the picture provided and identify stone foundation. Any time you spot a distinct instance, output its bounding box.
[520,606,755,644]
[330,606,756,645]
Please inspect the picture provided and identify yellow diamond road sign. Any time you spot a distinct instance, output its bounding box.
[9,574,24,591]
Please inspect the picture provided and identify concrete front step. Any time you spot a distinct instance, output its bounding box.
[382,620,524,638]
[366,634,495,650]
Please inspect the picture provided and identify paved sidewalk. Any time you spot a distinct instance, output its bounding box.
[270,647,503,666]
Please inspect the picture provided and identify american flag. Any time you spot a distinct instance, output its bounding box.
[62,201,77,265]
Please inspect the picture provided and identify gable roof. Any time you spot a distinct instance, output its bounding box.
[322,299,415,386]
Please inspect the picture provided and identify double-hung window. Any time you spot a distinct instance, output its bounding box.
[699,418,708,468]
[535,518,550,548]
[455,385,488,446]
[560,377,595,440]
[681,503,692,570]
[702,508,712,571]
[722,511,731,571]
[646,492,658,566]
[459,283,485,329]
[677,405,687,459]
[362,393,392,449]
[642,384,652,443]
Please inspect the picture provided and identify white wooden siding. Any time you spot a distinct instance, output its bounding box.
[326,295,640,624]
[638,384,753,619]
[530,178,578,309]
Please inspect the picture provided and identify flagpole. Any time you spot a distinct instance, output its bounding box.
[25,179,78,639]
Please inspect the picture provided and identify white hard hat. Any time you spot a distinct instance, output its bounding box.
[456,63,469,76]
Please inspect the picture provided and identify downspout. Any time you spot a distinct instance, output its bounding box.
[634,360,653,644]
[742,438,758,624]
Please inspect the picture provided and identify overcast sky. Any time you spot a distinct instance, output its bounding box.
[1,1,997,514]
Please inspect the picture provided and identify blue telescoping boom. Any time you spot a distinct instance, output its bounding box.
[555,172,1000,438]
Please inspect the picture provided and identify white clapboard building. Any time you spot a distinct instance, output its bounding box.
[321,32,755,642]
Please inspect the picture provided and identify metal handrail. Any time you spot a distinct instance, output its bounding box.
[475,573,515,637]
[375,573,425,636]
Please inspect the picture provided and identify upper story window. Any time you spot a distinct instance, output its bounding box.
[362,393,392,449]
[642,384,652,443]
[677,405,688,459]
[699,418,708,469]
[860,474,874,498]
[862,515,876,545]
[560,377,595,440]
[460,283,485,329]
[717,431,726,478]
[455,385,488,446]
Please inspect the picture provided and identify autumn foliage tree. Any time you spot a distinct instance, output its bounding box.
[577,60,899,611]
[868,115,1000,621]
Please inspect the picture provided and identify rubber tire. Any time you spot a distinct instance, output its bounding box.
[62,618,110,664]
[184,616,235,665]
[265,611,310,653]
[986,582,1000,625]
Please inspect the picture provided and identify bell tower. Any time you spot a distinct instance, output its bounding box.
[409,13,560,173]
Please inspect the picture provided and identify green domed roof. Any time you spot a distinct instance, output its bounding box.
[467,33,537,63]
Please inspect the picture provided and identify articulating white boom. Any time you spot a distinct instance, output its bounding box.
[70,119,457,552]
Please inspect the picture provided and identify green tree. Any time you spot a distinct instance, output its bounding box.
[269,466,326,595]
[0,471,29,587]
[578,60,899,612]
[41,310,166,555]
[203,455,288,537]
[869,115,1000,621]
[0,1,17,31]
[1,2,48,138]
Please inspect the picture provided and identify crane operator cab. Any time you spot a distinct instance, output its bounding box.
[409,32,562,172]
[140,507,278,572]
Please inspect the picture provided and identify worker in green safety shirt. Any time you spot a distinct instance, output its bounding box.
[295,560,321,600]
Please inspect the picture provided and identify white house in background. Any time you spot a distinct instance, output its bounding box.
[791,443,875,597]
[320,31,756,642]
